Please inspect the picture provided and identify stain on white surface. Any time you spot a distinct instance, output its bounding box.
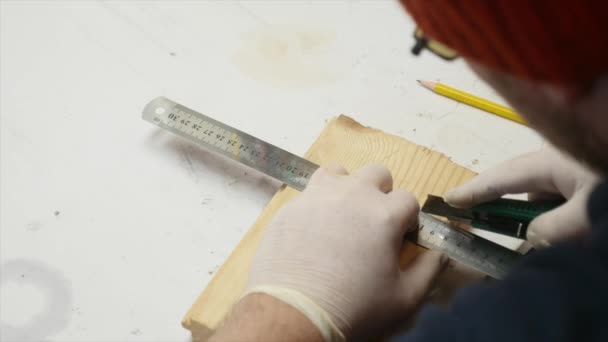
[25,222,41,232]
[233,26,341,87]
[0,259,73,341]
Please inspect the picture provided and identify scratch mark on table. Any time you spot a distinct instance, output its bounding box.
[97,1,172,53]
[26,222,41,232]
[417,112,434,120]
[234,2,270,27]
[179,146,197,179]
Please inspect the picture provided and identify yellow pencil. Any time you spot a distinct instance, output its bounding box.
[417,80,528,126]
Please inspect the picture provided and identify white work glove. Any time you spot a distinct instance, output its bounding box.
[445,147,599,248]
[247,164,447,341]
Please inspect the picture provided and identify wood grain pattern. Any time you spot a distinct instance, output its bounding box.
[182,116,477,340]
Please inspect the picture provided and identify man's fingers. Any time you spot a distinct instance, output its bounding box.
[354,164,393,193]
[527,190,592,247]
[323,163,349,175]
[445,152,557,208]
[386,189,420,236]
[308,163,348,186]
[400,250,448,304]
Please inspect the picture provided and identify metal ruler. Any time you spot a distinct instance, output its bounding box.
[143,97,521,279]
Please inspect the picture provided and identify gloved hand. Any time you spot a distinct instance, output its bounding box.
[445,147,599,247]
[247,164,447,341]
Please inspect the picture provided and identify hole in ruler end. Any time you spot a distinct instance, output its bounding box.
[142,96,176,123]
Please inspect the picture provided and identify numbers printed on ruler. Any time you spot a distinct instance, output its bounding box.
[159,108,312,181]
[167,110,243,153]
[415,213,516,279]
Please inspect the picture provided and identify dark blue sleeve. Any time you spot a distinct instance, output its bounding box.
[395,183,608,342]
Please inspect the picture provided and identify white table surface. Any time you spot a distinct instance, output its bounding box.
[0,1,543,341]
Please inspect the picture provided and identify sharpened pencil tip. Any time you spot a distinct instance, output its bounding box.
[417,80,435,90]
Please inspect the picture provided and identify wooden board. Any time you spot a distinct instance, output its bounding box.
[182,116,478,340]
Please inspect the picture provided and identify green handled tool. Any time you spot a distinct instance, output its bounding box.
[422,195,563,239]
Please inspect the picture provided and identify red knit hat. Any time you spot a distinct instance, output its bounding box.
[401,0,608,86]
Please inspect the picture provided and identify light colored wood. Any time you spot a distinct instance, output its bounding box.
[182,115,477,340]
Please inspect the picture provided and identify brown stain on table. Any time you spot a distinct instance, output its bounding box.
[232,26,340,88]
